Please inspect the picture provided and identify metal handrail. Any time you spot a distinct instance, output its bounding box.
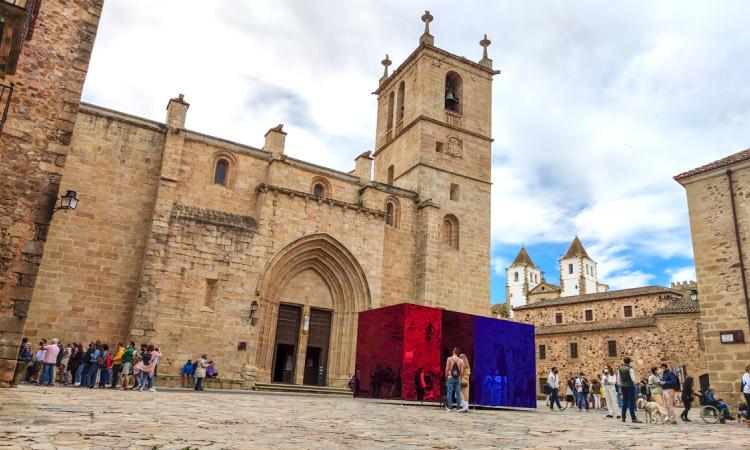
[0,82,14,136]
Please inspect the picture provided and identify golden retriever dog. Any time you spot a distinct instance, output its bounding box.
[636,397,667,424]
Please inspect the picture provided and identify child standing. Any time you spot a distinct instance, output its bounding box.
[180,359,194,388]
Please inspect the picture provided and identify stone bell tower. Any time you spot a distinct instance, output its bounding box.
[372,11,499,315]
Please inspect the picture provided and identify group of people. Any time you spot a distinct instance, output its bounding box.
[11,336,217,392]
[547,358,750,424]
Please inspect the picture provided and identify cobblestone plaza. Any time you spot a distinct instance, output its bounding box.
[1,386,748,449]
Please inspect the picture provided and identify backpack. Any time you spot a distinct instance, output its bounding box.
[450,360,460,378]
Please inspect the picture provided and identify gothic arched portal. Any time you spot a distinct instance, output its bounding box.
[253,233,371,387]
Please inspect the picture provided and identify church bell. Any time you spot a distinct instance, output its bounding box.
[445,90,459,108]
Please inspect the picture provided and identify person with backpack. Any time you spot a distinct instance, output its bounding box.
[575,372,589,412]
[11,337,33,387]
[444,347,464,411]
[120,341,136,390]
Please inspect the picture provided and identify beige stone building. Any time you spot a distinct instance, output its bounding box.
[676,148,750,405]
[0,0,104,387]
[510,240,706,396]
[17,12,498,389]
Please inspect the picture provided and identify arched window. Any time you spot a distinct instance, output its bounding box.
[445,71,463,114]
[310,177,331,199]
[396,81,405,123]
[313,183,325,198]
[386,91,395,130]
[568,263,573,274]
[384,197,399,227]
[214,159,229,186]
[442,214,459,249]
[514,271,519,282]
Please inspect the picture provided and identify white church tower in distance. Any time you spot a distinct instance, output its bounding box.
[506,246,541,306]
[559,236,608,297]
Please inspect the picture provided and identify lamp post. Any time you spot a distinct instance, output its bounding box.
[250,300,259,326]
[50,190,79,217]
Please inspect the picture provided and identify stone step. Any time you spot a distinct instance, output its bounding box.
[253,382,351,396]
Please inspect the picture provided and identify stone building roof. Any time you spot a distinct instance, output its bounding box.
[513,285,680,311]
[528,280,560,294]
[536,317,656,335]
[654,297,700,315]
[510,246,536,268]
[674,147,750,181]
[563,236,590,259]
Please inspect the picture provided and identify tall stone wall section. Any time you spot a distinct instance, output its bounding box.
[23,107,164,345]
[0,0,104,387]
[681,165,750,404]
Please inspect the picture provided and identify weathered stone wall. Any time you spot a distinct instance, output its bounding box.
[679,163,750,404]
[517,293,674,327]
[23,106,164,345]
[0,0,104,387]
[534,314,706,395]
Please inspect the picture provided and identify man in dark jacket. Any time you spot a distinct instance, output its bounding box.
[12,337,33,387]
[660,363,680,424]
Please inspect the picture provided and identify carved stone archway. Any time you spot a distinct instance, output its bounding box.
[254,233,370,387]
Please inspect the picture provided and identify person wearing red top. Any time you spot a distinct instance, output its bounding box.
[444,347,464,411]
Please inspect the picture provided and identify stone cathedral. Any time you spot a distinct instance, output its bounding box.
[18,12,498,389]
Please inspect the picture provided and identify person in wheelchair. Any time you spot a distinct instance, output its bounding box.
[704,387,734,423]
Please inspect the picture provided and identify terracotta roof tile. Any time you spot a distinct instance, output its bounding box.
[654,297,700,315]
[563,236,590,259]
[674,148,750,181]
[536,317,656,335]
[510,246,536,268]
[513,285,681,310]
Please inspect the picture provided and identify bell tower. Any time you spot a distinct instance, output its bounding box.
[372,12,499,314]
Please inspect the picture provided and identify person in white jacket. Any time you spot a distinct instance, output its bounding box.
[602,366,619,419]
[547,367,563,411]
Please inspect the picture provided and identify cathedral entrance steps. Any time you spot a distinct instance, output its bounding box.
[253,382,351,396]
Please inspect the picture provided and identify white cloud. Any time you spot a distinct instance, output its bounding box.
[606,271,656,290]
[666,266,696,283]
[490,256,509,277]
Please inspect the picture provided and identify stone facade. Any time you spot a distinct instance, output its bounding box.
[676,148,750,405]
[19,14,497,389]
[514,285,706,396]
[0,0,104,387]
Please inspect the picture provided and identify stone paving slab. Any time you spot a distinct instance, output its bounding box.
[0,385,748,449]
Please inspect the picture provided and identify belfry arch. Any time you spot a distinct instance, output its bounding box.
[254,233,371,387]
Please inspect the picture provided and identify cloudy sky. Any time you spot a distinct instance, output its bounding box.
[82,1,750,306]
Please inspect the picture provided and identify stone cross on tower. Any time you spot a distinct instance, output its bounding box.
[479,34,493,68]
[380,54,392,85]
[420,10,434,45]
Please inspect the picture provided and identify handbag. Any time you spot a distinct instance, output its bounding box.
[460,382,468,388]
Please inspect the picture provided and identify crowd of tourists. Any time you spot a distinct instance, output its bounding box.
[10,337,217,392]
[546,358,750,425]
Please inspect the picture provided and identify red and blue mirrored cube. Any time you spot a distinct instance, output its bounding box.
[355,303,536,409]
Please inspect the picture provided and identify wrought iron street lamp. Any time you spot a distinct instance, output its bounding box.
[250,300,259,325]
[51,190,79,217]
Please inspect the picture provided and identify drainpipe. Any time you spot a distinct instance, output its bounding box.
[725,169,750,331]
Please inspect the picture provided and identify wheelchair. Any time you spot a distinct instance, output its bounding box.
[698,394,724,424]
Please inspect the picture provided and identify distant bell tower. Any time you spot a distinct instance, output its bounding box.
[559,236,608,297]
[506,246,542,306]
[372,12,500,314]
